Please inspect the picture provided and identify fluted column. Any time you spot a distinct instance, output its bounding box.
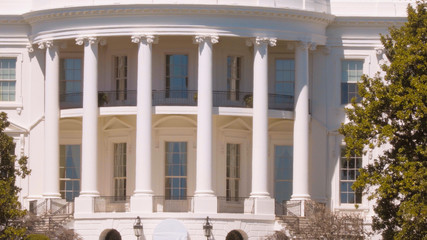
[40,40,61,199]
[291,41,312,201]
[130,35,156,213]
[77,37,100,197]
[250,37,276,198]
[193,34,218,213]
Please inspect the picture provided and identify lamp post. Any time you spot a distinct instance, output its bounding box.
[133,216,143,239]
[203,216,212,240]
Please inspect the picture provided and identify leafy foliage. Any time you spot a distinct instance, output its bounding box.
[0,112,31,239]
[339,1,427,239]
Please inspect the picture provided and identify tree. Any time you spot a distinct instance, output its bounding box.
[267,201,369,239]
[339,1,427,239]
[0,112,30,239]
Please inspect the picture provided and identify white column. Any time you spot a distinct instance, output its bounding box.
[250,37,276,198]
[40,40,61,199]
[246,37,276,215]
[291,41,311,201]
[77,37,100,198]
[130,35,156,213]
[193,35,218,213]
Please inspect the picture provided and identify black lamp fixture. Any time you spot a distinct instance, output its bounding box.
[203,216,213,239]
[133,216,143,239]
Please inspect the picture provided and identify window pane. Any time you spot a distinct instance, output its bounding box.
[275,59,295,99]
[341,60,363,104]
[226,143,240,200]
[274,145,293,202]
[165,142,187,199]
[340,147,362,204]
[59,145,81,202]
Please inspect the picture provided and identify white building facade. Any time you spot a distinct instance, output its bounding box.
[0,0,411,239]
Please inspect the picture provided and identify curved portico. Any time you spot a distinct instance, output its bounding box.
[26,3,332,215]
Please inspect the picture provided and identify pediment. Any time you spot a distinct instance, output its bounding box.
[5,121,27,133]
[269,120,293,132]
[220,118,251,132]
[103,117,133,131]
[153,116,196,129]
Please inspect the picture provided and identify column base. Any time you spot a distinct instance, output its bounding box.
[42,193,61,198]
[131,195,153,213]
[74,196,95,213]
[246,197,275,215]
[193,196,217,213]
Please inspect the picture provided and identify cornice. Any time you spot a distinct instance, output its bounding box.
[0,15,26,25]
[22,4,335,26]
[331,16,406,27]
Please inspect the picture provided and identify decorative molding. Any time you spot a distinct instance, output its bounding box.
[193,35,219,44]
[297,41,317,51]
[23,5,335,25]
[332,16,406,27]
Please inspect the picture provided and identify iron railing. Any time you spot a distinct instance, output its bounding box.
[94,196,130,213]
[60,90,294,111]
[153,196,194,213]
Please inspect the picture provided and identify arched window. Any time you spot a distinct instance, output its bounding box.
[105,229,121,240]
[226,230,244,240]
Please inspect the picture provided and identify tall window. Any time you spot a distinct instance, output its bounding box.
[275,59,295,104]
[226,143,240,201]
[274,145,293,202]
[227,56,241,100]
[60,145,81,202]
[165,142,187,200]
[166,54,188,98]
[60,58,82,104]
[340,147,362,204]
[114,56,128,101]
[114,143,127,201]
[0,58,16,101]
[341,60,363,104]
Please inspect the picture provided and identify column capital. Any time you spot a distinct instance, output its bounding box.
[246,37,277,47]
[193,35,219,44]
[38,40,55,50]
[27,44,34,53]
[75,36,106,46]
[131,34,158,44]
[297,41,317,51]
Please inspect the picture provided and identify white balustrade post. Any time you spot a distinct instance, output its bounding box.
[74,37,100,213]
[41,40,61,199]
[130,35,156,213]
[248,37,276,215]
[291,41,311,203]
[193,35,218,213]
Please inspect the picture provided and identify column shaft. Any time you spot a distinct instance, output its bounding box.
[195,36,215,196]
[250,40,270,198]
[292,42,310,200]
[43,42,60,198]
[80,38,99,196]
[135,37,153,195]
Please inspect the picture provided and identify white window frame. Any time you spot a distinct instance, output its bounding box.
[339,146,363,204]
[339,54,370,106]
[0,53,22,108]
[164,141,188,200]
[59,144,81,202]
[59,56,83,103]
[226,56,242,101]
[226,143,240,201]
[113,55,128,101]
[165,53,189,98]
[113,142,127,201]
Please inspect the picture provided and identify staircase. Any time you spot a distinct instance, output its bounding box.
[28,199,74,236]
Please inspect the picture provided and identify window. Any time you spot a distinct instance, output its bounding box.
[165,142,187,200]
[166,54,188,98]
[227,56,241,100]
[226,143,240,201]
[341,60,363,104]
[275,59,294,104]
[0,58,16,101]
[274,145,293,202]
[114,143,127,201]
[60,58,82,104]
[114,56,128,101]
[340,147,362,204]
[60,145,81,202]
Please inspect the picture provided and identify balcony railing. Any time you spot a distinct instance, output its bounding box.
[94,196,130,213]
[217,196,246,213]
[60,90,294,111]
[153,196,194,213]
